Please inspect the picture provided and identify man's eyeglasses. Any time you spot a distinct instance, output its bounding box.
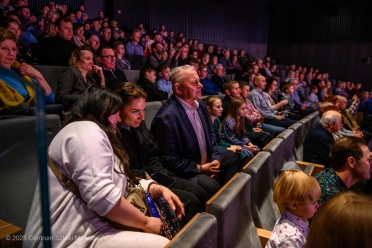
[120,85,144,94]
[100,55,116,60]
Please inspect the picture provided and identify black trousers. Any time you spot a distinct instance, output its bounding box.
[170,177,207,227]
[246,131,273,149]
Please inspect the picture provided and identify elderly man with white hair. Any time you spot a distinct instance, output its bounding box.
[150,65,240,198]
[303,110,343,167]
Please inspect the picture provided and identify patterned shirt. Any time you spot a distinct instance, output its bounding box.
[315,168,347,205]
[244,98,262,125]
[266,210,309,248]
[248,88,277,119]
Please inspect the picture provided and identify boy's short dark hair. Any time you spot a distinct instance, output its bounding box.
[157,63,169,73]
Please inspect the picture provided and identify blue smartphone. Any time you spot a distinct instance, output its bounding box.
[145,193,160,218]
[282,110,287,117]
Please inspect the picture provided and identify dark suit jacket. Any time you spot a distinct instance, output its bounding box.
[94,68,128,90]
[150,95,222,180]
[56,65,97,110]
[38,35,77,66]
[303,124,334,167]
[211,75,226,92]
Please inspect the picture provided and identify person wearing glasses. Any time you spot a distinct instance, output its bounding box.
[100,26,112,47]
[115,82,207,228]
[94,46,128,90]
[197,63,221,95]
[56,45,105,111]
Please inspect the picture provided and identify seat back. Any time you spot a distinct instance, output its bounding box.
[126,54,146,70]
[288,123,304,160]
[243,152,280,230]
[276,129,296,162]
[145,101,162,129]
[262,138,286,175]
[206,173,261,248]
[33,65,66,93]
[166,212,217,248]
[0,115,61,230]
[124,70,140,84]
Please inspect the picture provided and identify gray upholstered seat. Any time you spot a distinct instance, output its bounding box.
[33,65,66,93]
[288,123,305,160]
[166,212,217,248]
[206,173,261,248]
[276,129,296,162]
[124,69,140,84]
[262,138,287,175]
[0,115,61,231]
[145,101,162,129]
[243,152,281,230]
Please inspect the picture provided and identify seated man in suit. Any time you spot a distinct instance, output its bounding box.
[94,46,128,90]
[303,110,342,167]
[151,65,240,198]
[211,63,226,92]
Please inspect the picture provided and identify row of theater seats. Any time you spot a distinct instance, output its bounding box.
[33,65,236,94]
[0,110,321,247]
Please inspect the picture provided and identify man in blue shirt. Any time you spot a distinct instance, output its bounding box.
[125,29,144,55]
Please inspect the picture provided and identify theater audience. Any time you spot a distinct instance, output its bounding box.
[266,170,320,248]
[137,67,169,102]
[125,28,144,55]
[113,41,132,71]
[315,137,371,205]
[24,86,183,247]
[198,63,221,95]
[151,65,240,198]
[303,110,342,167]
[56,45,104,110]
[306,192,372,248]
[2,17,37,64]
[249,75,296,128]
[220,97,260,159]
[222,80,272,148]
[72,22,85,46]
[146,42,178,70]
[211,63,226,92]
[38,17,77,66]
[115,82,206,227]
[94,46,127,90]
[0,27,54,113]
[156,63,172,95]
[204,95,244,158]
[85,18,101,39]
[263,78,288,110]
[239,81,285,137]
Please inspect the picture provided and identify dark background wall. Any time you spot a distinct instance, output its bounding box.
[111,0,270,57]
[267,0,372,88]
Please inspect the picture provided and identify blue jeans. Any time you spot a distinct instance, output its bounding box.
[265,118,297,128]
[261,123,286,137]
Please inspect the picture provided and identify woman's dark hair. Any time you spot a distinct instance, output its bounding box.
[264,77,278,92]
[66,86,136,180]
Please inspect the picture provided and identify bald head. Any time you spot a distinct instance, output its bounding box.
[253,75,267,91]
[336,96,348,110]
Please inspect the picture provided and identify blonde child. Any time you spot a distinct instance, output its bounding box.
[266,170,321,248]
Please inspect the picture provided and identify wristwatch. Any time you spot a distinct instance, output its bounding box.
[198,164,203,173]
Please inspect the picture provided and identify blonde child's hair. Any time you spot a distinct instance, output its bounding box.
[273,170,321,206]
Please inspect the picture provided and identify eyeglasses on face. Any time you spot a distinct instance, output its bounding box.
[100,55,115,60]
[120,85,144,94]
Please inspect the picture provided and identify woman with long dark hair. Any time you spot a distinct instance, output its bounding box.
[25,86,183,247]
